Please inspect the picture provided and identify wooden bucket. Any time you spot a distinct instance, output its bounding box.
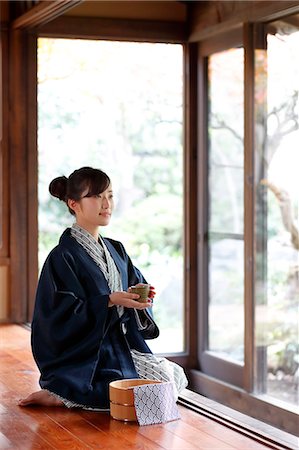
[109,379,161,421]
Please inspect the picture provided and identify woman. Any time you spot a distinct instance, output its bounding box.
[19,167,187,410]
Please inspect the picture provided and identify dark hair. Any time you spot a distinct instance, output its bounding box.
[49,166,111,215]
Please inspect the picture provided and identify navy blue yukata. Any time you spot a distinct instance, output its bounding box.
[31,228,159,409]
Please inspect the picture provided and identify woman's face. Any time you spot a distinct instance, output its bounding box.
[68,184,114,234]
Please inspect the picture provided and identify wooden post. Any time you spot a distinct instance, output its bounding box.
[9,28,29,322]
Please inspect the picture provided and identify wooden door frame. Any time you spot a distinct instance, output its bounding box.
[31,34,193,369]
[8,4,193,363]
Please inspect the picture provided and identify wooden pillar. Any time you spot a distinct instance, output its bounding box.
[0,2,10,321]
[27,33,38,322]
[184,42,198,368]
[9,28,29,322]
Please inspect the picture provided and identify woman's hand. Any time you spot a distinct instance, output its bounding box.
[129,284,156,300]
[108,291,152,310]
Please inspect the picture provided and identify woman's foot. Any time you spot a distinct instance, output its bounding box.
[18,390,64,407]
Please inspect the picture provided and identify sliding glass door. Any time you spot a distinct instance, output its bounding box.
[198,18,298,424]
[199,36,245,387]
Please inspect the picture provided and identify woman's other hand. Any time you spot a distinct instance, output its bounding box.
[148,285,156,300]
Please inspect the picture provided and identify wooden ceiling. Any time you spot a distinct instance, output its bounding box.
[63,1,187,22]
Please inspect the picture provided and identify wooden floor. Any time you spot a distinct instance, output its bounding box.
[0,325,272,450]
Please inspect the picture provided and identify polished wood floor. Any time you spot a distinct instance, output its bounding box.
[0,324,271,449]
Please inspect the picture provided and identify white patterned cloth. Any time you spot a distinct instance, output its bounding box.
[131,349,188,400]
[133,382,180,426]
[71,223,124,317]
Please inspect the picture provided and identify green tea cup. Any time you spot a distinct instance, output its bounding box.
[130,284,150,303]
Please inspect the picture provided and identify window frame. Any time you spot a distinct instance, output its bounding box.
[36,36,188,360]
[191,22,299,435]
[197,28,245,388]
[31,18,191,368]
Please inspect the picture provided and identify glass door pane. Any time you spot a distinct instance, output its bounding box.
[38,38,184,353]
[208,48,244,363]
[254,18,299,408]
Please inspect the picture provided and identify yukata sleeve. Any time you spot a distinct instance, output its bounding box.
[32,249,111,363]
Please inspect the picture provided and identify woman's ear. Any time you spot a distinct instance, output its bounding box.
[68,198,78,214]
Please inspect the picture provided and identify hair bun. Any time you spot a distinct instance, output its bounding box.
[49,176,68,201]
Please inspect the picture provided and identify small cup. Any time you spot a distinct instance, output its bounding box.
[130,284,150,303]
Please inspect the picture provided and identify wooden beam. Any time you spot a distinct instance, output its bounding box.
[39,15,187,43]
[12,0,82,30]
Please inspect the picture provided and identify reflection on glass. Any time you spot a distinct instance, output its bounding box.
[208,48,244,361]
[209,238,244,361]
[38,39,184,353]
[255,19,299,408]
